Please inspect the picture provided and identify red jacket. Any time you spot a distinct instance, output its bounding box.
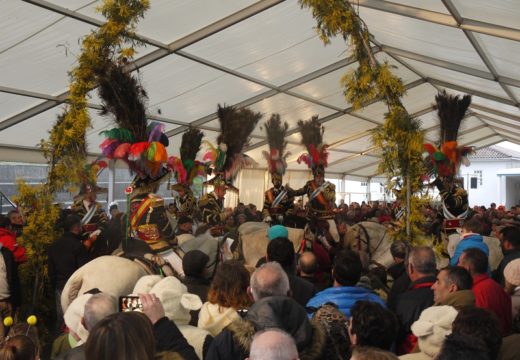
[473,273,512,335]
[0,227,27,264]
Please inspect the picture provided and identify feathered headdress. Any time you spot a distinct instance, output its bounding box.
[168,128,206,192]
[262,114,290,179]
[97,62,170,196]
[297,116,329,175]
[424,90,474,178]
[204,105,262,191]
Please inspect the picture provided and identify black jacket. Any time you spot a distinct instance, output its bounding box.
[48,232,90,290]
[288,274,316,307]
[154,317,199,360]
[182,276,210,326]
[0,247,21,307]
[494,249,520,286]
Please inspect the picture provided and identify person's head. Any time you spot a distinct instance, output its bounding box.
[410,305,458,357]
[249,262,290,301]
[332,249,362,287]
[436,333,491,360]
[451,307,502,360]
[177,216,193,234]
[490,202,496,210]
[7,210,24,226]
[214,185,227,199]
[458,248,488,275]
[350,346,398,360]
[207,261,251,309]
[406,246,436,281]
[0,215,10,229]
[237,213,248,225]
[348,301,398,350]
[63,214,82,234]
[85,312,155,360]
[6,323,40,357]
[109,204,119,217]
[390,240,409,264]
[271,174,283,189]
[500,226,520,251]
[462,217,482,235]
[298,252,318,276]
[503,258,520,294]
[267,237,295,269]
[0,335,38,360]
[182,250,210,278]
[431,266,473,303]
[248,329,299,360]
[83,293,117,331]
[237,203,246,213]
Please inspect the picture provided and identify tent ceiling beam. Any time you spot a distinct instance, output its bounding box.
[477,113,520,132]
[470,104,520,123]
[349,0,520,42]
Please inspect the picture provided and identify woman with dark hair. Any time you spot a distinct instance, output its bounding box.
[85,311,156,360]
[0,335,39,360]
[198,261,252,336]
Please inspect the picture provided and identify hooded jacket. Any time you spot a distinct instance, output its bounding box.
[206,296,325,360]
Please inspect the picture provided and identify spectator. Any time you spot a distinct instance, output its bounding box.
[494,226,520,286]
[436,333,490,360]
[248,329,299,360]
[503,258,520,318]
[450,217,489,266]
[0,232,21,342]
[306,249,385,318]
[48,215,90,330]
[312,303,350,360]
[198,261,252,336]
[450,307,502,360]
[7,210,25,237]
[267,237,316,307]
[458,248,512,334]
[0,335,39,360]
[348,301,398,351]
[108,202,119,219]
[399,305,458,360]
[298,252,328,292]
[57,293,117,360]
[177,216,194,236]
[350,346,399,360]
[395,246,437,354]
[431,266,474,309]
[0,215,27,264]
[387,240,411,311]
[248,262,290,301]
[246,204,262,222]
[182,250,210,325]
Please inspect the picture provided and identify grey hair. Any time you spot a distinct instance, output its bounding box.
[83,293,117,331]
[250,262,290,301]
[249,329,299,360]
[407,246,436,275]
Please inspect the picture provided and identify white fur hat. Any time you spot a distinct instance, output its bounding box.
[63,293,92,345]
[411,305,458,358]
[132,275,202,325]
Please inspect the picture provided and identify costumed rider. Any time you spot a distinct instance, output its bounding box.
[97,61,175,254]
[290,116,339,251]
[200,105,262,235]
[261,114,295,225]
[424,90,473,234]
[168,128,206,227]
[71,160,109,251]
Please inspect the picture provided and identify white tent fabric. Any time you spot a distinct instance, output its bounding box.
[1,0,519,181]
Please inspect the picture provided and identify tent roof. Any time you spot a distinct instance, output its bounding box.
[1,0,519,178]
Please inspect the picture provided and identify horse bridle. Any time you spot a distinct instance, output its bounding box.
[355,223,387,264]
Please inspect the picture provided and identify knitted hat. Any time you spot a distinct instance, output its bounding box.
[182,250,210,277]
[132,275,202,325]
[63,293,92,345]
[411,305,458,358]
[268,225,288,240]
[504,259,520,286]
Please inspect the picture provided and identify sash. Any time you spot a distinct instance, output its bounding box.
[442,201,468,220]
[309,182,331,210]
[81,204,97,225]
[130,196,153,229]
[272,189,288,208]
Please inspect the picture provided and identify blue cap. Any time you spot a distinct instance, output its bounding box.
[268,225,288,241]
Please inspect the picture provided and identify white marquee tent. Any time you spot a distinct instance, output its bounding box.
[1,0,520,187]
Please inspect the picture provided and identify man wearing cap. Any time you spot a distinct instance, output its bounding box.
[262,175,294,225]
[71,184,108,243]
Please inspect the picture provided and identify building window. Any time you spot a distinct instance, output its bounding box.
[470,177,478,189]
[361,182,367,187]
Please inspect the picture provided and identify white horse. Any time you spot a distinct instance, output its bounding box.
[343,221,394,269]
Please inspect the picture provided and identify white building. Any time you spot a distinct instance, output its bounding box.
[461,145,520,208]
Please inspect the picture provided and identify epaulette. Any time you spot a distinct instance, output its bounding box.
[198,194,210,206]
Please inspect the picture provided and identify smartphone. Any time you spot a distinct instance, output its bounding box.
[119,296,143,312]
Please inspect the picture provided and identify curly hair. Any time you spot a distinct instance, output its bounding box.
[350,301,398,350]
[207,260,252,309]
[451,307,502,360]
[436,333,490,360]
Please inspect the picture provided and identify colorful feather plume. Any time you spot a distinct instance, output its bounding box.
[262,114,290,176]
[168,128,205,187]
[96,61,171,181]
[297,116,329,170]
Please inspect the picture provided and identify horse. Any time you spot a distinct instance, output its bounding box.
[343,221,394,269]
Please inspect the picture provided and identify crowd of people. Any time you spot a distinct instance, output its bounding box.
[0,198,520,359]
